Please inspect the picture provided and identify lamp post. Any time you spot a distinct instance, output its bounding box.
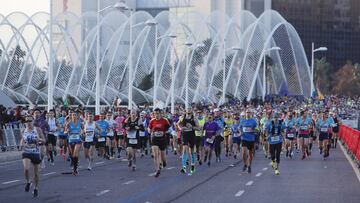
[48,0,54,110]
[96,1,125,115]
[262,46,281,101]
[311,42,327,97]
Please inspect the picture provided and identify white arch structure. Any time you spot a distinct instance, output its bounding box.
[0,9,311,106]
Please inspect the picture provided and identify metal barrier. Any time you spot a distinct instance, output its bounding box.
[0,124,24,151]
[339,125,360,168]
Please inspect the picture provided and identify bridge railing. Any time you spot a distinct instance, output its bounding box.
[339,125,360,167]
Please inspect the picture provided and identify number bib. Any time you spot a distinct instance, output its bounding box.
[98,137,106,142]
[85,131,94,142]
[139,131,145,137]
[127,131,137,139]
[287,133,295,138]
[233,133,240,137]
[24,145,40,154]
[300,126,308,130]
[154,131,164,137]
[243,127,253,133]
[69,134,80,142]
[206,138,214,144]
[129,139,138,144]
[320,127,328,132]
[271,136,280,142]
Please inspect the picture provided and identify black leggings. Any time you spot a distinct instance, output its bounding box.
[214,135,223,158]
[270,143,282,164]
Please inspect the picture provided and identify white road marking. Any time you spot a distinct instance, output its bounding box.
[148,172,157,177]
[123,180,135,185]
[166,167,175,170]
[262,167,268,171]
[2,180,20,185]
[235,190,245,197]
[121,158,128,162]
[43,172,56,176]
[324,166,328,169]
[255,172,262,177]
[96,189,110,197]
[245,181,254,186]
[95,161,104,165]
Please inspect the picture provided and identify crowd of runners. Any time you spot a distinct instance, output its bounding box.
[17,95,359,197]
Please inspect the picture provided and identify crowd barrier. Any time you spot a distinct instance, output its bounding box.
[0,125,23,151]
[339,125,360,167]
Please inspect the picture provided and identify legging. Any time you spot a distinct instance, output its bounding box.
[270,142,282,164]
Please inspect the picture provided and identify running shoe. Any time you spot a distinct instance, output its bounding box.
[242,164,247,172]
[190,165,195,174]
[155,170,161,178]
[25,183,30,192]
[180,167,187,174]
[247,166,251,173]
[271,161,276,170]
[275,169,280,175]
[33,189,38,197]
[163,161,167,168]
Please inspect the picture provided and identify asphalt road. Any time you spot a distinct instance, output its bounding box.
[0,142,359,203]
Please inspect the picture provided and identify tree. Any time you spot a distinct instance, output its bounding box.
[332,62,360,96]
[314,57,334,94]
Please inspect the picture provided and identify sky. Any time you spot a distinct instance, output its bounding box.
[0,0,49,16]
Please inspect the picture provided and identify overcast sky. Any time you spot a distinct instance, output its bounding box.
[0,0,49,16]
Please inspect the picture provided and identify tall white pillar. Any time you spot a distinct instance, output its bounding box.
[48,0,54,110]
[264,0,272,10]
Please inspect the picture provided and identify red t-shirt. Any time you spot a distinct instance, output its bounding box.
[149,118,170,135]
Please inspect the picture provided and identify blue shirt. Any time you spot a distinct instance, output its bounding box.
[240,118,257,141]
[266,120,284,144]
[57,117,66,136]
[316,117,335,134]
[284,118,296,129]
[231,123,241,138]
[96,120,109,137]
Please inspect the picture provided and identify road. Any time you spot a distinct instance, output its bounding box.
[0,142,359,203]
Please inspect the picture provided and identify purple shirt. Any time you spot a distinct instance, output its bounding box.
[34,118,49,137]
[203,121,221,139]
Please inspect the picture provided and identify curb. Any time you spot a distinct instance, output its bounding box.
[0,151,22,162]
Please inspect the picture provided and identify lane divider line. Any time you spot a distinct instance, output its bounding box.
[235,190,245,197]
[255,172,262,177]
[96,189,110,197]
[123,180,135,185]
[2,180,20,185]
[43,172,56,176]
[262,167,268,171]
[166,167,175,170]
[148,172,157,177]
[245,181,254,186]
[95,161,105,165]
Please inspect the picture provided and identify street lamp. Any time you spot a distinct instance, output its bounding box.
[262,46,281,101]
[311,42,327,97]
[184,41,205,109]
[96,0,125,115]
[220,45,242,105]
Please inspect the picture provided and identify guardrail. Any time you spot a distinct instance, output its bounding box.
[0,125,23,152]
[339,125,360,168]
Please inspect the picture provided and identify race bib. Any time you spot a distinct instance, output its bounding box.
[243,127,253,133]
[98,137,106,142]
[85,131,94,142]
[107,130,114,137]
[154,131,163,137]
[69,134,80,142]
[320,128,328,132]
[139,131,145,137]
[127,131,137,139]
[129,139,138,144]
[24,145,40,154]
[271,136,280,142]
[206,138,214,144]
[233,133,240,137]
[300,126,308,130]
[287,133,295,138]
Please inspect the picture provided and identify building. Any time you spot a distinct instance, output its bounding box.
[273,0,360,67]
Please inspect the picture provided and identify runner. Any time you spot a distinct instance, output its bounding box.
[33,109,49,169]
[331,112,340,148]
[139,111,149,157]
[20,115,45,197]
[124,109,144,171]
[224,111,233,157]
[296,111,312,160]
[203,113,221,166]
[105,112,116,159]
[266,113,284,175]
[316,112,335,160]
[178,109,199,174]
[195,110,205,165]
[231,115,241,159]
[284,112,296,159]
[57,109,68,160]
[148,108,171,177]
[114,108,126,159]
[46,110,57,166]
[83,112,97,170]
[213,109,225,162]
[64,110,83,175]
[96,113,109,159]
[240,109,257,173]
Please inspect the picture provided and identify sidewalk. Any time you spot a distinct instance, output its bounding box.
[0,150,22,162]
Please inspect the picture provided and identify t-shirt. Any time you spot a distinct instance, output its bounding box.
[240,118,257,141]
[149,118,170,139]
